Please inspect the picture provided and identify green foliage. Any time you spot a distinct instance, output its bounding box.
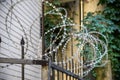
[98,0,120,79]
[44,0,120,79]
[53,0,61,6]
[44,1,61,49]
[44,1,72,49]
[83,12,117,34]
[98,0,120,24]
[84,0,120,79]
[44,14,64,49]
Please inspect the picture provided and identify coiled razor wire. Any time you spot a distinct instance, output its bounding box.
[44,1,108,77]
[0,0,108,77]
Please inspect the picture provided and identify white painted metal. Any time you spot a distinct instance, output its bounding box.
[0,0,42,80]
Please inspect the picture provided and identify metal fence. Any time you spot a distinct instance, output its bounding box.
[48,52,83,80]
[44,1,84,80]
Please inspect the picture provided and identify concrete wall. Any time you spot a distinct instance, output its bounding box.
[84,0,104,15]
[84,0,112,80]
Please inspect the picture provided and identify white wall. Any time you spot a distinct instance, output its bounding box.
[0,0,42,80]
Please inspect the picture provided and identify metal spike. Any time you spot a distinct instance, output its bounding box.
[0,37,1,43]
[20,37,25,45]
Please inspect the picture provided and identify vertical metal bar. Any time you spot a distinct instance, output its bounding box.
[62,58,64,80]
[52,52,55,80]
[48,58,52,80]
[69,61,71,80]
[40,16,42,37]
[80,0,83,26]
[61,51,64,80]
[70,8,75,78]
[78,63,80,80]
[57,68,59,80]
[66,62,68,80]
[82,0,84,21]
[75,63,78,80]
[42,0,45,56]
[80,0,84,77]
[21,37,25,80]
[54,53,56,80]
[0,37,1,43]
[71,42,74,80]
[75,64,77,80]
[0,37,1,56]
[62,64,64,80]
[57,51,59,80]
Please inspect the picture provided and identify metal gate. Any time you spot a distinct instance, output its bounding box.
[47,53,83,80]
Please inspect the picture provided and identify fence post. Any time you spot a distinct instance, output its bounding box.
[21,37,25,80]
[95,60,112,80]
[48,57,52,80]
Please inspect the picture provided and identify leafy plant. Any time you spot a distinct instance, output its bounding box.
[98,0,120,79]
[83,12,117,34]
[44,0,120,79]
[83,10,120,79]
[44,1,72,51]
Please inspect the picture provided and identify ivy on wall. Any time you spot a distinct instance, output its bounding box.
[83,12,118,80]
[98,0,120,79]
